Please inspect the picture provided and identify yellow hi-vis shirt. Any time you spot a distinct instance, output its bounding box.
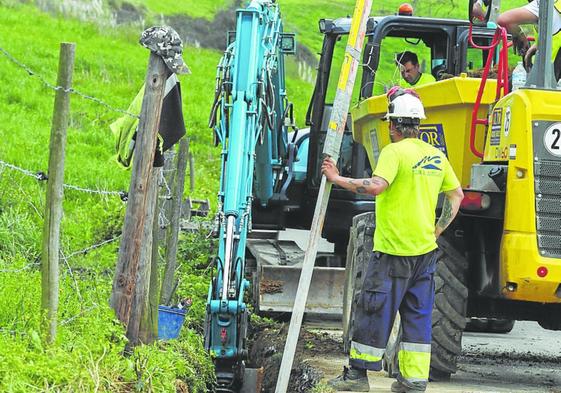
[399,72,436,88]
[373,138,460,256]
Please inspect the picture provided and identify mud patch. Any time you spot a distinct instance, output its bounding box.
[166,2,240,51]
[248,324,341,392]
[111,1,146,25]
[260,280,284,295]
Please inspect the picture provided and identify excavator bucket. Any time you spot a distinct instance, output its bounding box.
[247,239,346,317]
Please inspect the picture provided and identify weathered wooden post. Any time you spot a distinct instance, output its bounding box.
[188,145,195,193]
[110,52,167,347]
[146,177,162,341]
[135,168,160,345]
[41,42,75,344]
[160,137,189,305]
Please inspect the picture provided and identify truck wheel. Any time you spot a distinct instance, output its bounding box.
[342,212,375,354]
[466,318,515,334]
[430,236,468,381]
[487,319,515,333]
[538,311,561,330]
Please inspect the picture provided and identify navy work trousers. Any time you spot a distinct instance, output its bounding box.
[349,249,438,385]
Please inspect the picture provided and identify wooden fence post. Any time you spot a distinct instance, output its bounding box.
[146,178,161,341]
[41,42,75,344]
[188,146,195,193]
[134,168,159,346]
[160,137,189,305]
[110,53,167,346]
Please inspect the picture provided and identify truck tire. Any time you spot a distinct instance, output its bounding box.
[342,212,375,354]
[538,311,561,330]
[487,319,515,333]
[382,236,468,382]
[430,236,468,381]
[465,318,515,334]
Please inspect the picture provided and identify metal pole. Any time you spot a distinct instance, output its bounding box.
[527,0,556,89]
[41,42,75,344]
[274,1,373,391]
[489,0,501,24]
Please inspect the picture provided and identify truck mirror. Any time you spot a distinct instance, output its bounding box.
[469,0,491,26]
[280,33,296,54]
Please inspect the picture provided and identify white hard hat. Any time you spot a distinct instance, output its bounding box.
[384,87,426,122]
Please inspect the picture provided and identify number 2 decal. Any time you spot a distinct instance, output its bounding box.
[552,129,560,150]
[544,123,561,157]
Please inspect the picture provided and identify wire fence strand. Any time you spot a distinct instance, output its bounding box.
[0,236,121,274]
[0,159,128,200]
[0,46,139,119]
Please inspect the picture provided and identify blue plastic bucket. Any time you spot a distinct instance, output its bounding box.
[158,305,187,340]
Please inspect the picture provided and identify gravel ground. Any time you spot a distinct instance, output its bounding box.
[304,321,561,393]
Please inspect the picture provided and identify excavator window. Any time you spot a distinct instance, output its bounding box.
[466,38,495,73]
[460,33,501,75]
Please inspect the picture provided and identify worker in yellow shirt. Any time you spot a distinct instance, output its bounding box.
[396,51,436,88]
[325,87,463,392]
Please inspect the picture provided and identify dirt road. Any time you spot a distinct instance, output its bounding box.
[303,321,561,393]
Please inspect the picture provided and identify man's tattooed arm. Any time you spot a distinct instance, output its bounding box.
[342,176,388,195]
[340,176,388,196]
[435,187,464,238]
[321,158,388,196]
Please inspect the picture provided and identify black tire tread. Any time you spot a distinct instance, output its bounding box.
[343,212,375,353]
[430,236,468,380]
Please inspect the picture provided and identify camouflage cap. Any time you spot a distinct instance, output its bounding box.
[139,26,190,75]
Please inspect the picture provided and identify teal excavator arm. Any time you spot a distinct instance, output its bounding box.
[205,1,296,391]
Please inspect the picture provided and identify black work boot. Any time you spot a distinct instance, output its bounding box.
[327,366,370,392]
[390,379,426,392]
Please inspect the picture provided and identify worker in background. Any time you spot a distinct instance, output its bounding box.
[396,51,436,88]
[324,87,464,393]
[491,0,561,80]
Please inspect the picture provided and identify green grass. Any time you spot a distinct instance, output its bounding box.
[0,3,222,391]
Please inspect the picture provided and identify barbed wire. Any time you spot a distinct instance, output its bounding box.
[0,159,45,180]
[0,46,139,119]
[0,159,128,201]
[65,235,121,260]
[63,184,128,200]
[0,261,40,274]
[1,158,181,231]
[0,236,121,274]
[61,250,84,303]
[60,304,99,326]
